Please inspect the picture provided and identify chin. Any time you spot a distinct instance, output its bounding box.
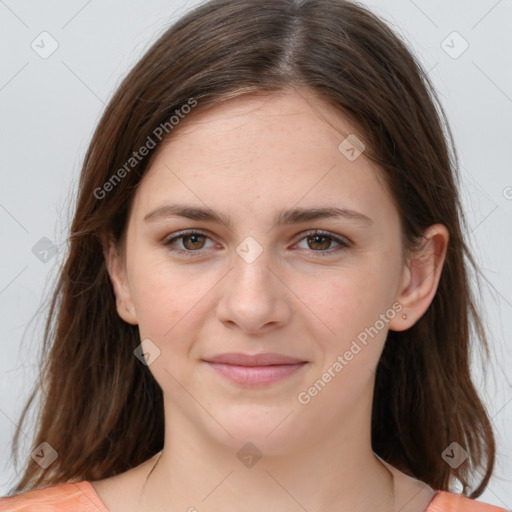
[205,405,305,456]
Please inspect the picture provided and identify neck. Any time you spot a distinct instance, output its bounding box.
[137,401,395,511]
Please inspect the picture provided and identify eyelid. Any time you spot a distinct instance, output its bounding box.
[162,228,352,257]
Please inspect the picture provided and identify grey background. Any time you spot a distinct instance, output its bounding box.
[0,0,511,507]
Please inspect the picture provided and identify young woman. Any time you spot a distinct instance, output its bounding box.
[0,0,506,510]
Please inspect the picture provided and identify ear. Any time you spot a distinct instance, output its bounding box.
[102,235,138,325]
[389,224,449,331]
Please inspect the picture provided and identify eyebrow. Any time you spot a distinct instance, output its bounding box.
[143,203,373,228]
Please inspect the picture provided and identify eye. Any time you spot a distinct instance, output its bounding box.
[162,230,217,257]
[294,230,351,257]
[162,229,351,258]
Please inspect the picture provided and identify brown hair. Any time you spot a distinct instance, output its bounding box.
[9,0,495,498]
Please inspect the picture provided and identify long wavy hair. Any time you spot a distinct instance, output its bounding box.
[8,0,495,498]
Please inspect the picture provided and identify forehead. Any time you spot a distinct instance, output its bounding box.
[131,89,397,227]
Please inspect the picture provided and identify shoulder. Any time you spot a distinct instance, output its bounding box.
[427,491,509,512]
[379,457,508,512]
[0,481,109,512]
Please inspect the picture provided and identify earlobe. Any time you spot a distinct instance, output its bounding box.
[389,224,449,332]
[103,237,138,325]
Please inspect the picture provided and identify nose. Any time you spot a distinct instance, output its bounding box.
[216,245,292,335]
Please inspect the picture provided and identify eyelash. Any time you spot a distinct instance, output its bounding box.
[162,229,352,258]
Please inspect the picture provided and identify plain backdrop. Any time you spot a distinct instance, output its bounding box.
[0,0,511,507]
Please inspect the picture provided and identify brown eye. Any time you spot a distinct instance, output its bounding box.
[163,230,215,257]
[181,233,207,250]
[295,230,351,257]
[307,234,333,251]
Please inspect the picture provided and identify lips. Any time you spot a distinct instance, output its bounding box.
[203,352,308,387]
[204,352,306,366]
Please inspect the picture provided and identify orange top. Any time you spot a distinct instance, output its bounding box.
[0,480,508,511]
[0,481,108,512]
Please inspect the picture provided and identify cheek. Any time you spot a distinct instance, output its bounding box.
[296,271,396,412]
[127,254,203,340]
[303,256,400,359]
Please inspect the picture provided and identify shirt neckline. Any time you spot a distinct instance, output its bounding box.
[74,480,111,512]
[80,480,443,512]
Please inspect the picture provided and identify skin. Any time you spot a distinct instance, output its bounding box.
[96,87,449,512]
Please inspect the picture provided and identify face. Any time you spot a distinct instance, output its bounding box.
[106,88,429,455]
